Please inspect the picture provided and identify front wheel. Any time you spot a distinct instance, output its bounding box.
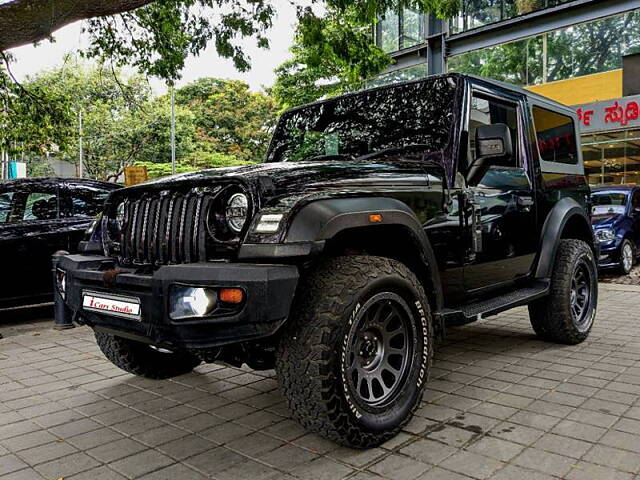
[619,239,635,275]
[95,332,201,379]
[276,256,433,448]
[529,239,597,344]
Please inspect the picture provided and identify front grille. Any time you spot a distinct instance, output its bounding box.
[119,189,213,266]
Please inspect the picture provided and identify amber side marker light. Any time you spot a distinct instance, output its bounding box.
[369,213,384,223]
[219,288,244,304]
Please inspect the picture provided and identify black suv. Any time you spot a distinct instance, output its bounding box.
[0,178,120,309]
[56,74,597,448]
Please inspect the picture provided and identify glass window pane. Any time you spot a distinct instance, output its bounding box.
[469,95,519,167]
[379,10,400,53]
[451,0,575,34]
[401,9,422,49]
[367,64,428,88]
[532,106,578,165]
[0,192,14,223]
[449,11,640,87]
[23,192,58,221]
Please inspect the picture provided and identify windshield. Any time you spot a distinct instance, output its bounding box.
[591,191,628,215]
[267,76,458,163]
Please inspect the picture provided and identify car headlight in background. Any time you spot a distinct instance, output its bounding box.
[116,202,125,229]
[225,193,248,233]
[595,228,616,243]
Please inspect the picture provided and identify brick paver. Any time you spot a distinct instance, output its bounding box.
[1,282,640,479]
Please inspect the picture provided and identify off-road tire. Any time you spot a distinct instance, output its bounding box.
[529,239,597,344]
[619,239,635,275]
[276,256,433,448]
[95,331,201,379]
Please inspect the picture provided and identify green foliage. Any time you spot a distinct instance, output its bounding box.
[4,58,270,180]
[271,5,392,110]
[74,0,459,83]
[135,152,254,179]
[270,1,459,110]
[176,78,278,162]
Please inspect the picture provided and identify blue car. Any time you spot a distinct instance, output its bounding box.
[591,186,640,274]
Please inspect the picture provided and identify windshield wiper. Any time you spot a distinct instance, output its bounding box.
[356,144,433,161]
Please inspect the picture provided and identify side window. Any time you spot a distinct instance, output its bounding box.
[532,106,577,165]
[0,193,14,223]
[23,191,58,221]
[469,94,519,167]
[632,190,640,210]
[68,187,110,218]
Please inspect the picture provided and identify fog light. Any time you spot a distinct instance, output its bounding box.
[170,286,217,320]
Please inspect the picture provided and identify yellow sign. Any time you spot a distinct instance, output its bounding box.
[124,166,148,186]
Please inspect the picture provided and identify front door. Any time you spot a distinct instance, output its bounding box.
[462,92,538,293]
[0,183,66,306]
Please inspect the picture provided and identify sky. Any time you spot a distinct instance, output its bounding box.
[6,2,301,93]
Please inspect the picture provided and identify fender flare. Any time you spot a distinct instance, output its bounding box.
[285,197,444,310]
[535,197,595,279]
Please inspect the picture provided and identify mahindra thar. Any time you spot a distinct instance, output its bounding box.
[56,74,597,448]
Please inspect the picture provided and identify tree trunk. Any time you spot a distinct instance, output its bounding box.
[0,0,156,51]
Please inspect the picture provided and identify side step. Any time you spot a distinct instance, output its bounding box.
[441,279,550,326]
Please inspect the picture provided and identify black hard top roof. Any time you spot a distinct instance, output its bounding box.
[283,73,575,118]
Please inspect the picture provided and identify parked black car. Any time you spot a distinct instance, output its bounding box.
[591,185,640,274]
[57,74,597,448]
[0,178,120,309]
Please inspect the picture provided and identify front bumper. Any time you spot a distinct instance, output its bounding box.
[597,240,622,268]
[57,255,299,349]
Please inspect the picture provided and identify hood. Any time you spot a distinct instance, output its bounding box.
[128,159,445,201]
[591,213,623,229]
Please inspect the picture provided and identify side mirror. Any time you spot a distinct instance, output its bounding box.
[467,123,513,185]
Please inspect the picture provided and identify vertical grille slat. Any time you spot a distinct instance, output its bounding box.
[117,189,218,266]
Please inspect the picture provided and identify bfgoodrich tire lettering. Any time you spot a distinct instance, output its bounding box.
[95,332,201,379]
[275,256,433,448]
[529,239,597,345]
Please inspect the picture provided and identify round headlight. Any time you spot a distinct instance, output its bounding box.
[225,193,248,233]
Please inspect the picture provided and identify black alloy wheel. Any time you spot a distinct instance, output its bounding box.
[570,260,593,331]
[344,292,415,409]
[529,239,597,344]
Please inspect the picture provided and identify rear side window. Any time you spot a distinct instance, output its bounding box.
[23,192,58,221]
[69,191,110,218]
[0,193,14,223]
[532,106,578,165]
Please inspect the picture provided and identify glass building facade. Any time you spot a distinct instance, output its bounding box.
[450,0,574,34]
[447,12,640,88]
[374,8,424,54]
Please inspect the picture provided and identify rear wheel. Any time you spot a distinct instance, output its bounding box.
[619,239,634,275]
[95,332,201,379]
[529,239,597,344]
[276,256,433,448]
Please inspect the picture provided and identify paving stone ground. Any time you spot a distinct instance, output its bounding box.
[600,264,640,286]
[1,282,640,480]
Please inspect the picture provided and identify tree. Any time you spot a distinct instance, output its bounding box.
[1,1,459,83]
[270,5,392,109]
[176,78,279,162]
